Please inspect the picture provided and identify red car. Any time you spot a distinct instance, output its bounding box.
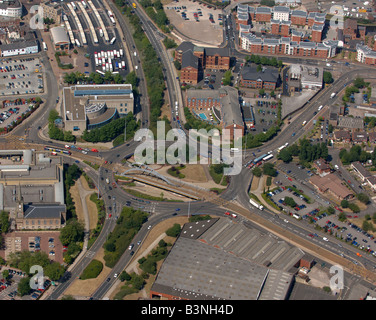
[288,177,293,181]
[77,147,82,150]
[308,234,314,237]
[225,212,230,216]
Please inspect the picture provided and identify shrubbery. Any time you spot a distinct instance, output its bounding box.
[80,259,103,280]
[103,207,148,268]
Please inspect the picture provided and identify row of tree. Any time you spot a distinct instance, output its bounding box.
[140,0,170,33]
[339,144,375,165]
[122,5,168,136]
[246,54,283,69]
[81,112,139,143]
[278,138,329,164]
[103,207,148,268]
[63,71,124,85]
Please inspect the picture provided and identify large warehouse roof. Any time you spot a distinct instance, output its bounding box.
[151,218,302,300]
[50,26,69,45]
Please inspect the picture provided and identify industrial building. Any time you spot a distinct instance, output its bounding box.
[0,149,66,231]
[151,218,309,300]
[62,84,134,136]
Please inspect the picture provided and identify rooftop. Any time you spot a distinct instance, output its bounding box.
[151,218,299,300]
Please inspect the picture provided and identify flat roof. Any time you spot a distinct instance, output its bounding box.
[152,218,297,300]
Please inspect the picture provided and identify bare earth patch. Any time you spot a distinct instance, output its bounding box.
[180,164,208,182]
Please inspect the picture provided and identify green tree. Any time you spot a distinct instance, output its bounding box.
[252,166,262,177]
[278,148,293,163]
[357,193,370,204]
[18,277,32,296]
[59,219,85,246]
[166,223,181,237]
[323,71,333,84]
[222,70,232,86]
[0,211,10,233]
[341,199,349,208]
[45,262,65,281]
[262,163,277,177]
[284,196,297,208]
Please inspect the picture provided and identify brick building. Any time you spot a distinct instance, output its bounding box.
[271,20,291,37]
[175,42,230,82]
[307,12,325,27]
[205,47,230,71]
[186,87,244,140]
[255,7,272,22]
[343,19,358,40]
[311,24,324,42]
[240,33,338,59]
[180,50,200,85]
[240,65,279,90]
[290,10,307,26]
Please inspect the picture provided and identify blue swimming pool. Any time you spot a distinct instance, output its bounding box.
[199,113,207,120]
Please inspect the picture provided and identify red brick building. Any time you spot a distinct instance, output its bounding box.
[240,65,279,90]
[204,47,230,71]
[271,20,290,37]
[343,19,358,40]
[291,10,307,26]
[311,24,324,42]
[180,51,200,85]
[255,6,272,22]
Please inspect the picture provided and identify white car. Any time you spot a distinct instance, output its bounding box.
[284,219,289,223]
[323,237,329,241]
[114,273,118,278]
[148,225,152,230]
[82,150,88,154]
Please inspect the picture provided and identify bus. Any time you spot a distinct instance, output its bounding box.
[263,154,273,162]
[253,154,267,165]
[132,2,137,8]
[44,146,71,155]
[42,42,47,51]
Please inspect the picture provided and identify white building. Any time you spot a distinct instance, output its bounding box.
[289,64,323,90]
[272,6,290,21]
[356,43,376,63]
[0,0,23,18]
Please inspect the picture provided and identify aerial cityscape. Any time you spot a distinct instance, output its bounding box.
[0,0,375,307]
